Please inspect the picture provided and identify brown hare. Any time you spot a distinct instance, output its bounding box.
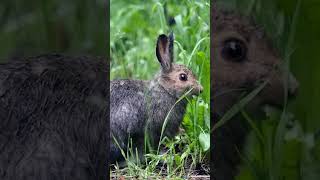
[212,6,299,180]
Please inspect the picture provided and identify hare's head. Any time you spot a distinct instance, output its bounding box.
[212,7,299,114]
[155,33,203,98]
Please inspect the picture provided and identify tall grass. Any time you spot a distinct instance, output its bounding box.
[110,0,210,178]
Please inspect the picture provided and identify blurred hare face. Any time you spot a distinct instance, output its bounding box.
[212,8,299,113]
[160,64,203,97]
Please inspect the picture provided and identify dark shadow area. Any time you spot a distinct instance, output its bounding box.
[0,0,106,60]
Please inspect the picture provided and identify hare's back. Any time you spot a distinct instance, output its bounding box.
[110,79,148,133]
[110,79,147,106]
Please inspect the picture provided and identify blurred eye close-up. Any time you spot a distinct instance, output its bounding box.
[221,38,247,62]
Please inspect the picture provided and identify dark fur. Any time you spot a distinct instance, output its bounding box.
[110,79,187,163]
[0,54,108,180]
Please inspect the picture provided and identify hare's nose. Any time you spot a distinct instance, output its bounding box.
[199,85,203,94]
[288,73,299,98]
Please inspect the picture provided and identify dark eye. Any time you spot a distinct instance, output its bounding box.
[179,73,188,81]
[221,38,247,62]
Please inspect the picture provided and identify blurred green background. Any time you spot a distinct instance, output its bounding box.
[278,0,320,179]
[0,0,106,61]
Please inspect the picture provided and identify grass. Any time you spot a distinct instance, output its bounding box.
[110,0,210,178]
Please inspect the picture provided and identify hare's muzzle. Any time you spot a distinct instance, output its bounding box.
[199,85,203,94]
[193,83,203,95]
[288,73,299,98]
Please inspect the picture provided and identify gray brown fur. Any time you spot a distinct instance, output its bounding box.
[0,54,108,180]
[212,6,298,180]
[110,33,203,164]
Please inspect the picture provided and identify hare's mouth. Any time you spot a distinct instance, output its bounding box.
[189,87,202,96]
[248,91,299,117]
[258,85,298,109]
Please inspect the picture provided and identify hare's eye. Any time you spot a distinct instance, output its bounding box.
[221,38,247,62]
[179,73,188,81]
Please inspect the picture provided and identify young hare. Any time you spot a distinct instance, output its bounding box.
[110,33,203,164]
[212,6,299,180]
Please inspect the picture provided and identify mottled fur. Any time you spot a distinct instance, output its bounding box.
[110,34,202,164]
[0,54,108,180]
[212,6,299,180]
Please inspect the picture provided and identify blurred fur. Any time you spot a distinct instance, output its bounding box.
[0,54,108,180]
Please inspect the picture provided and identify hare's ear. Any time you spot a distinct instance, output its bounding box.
[156,33,174,72]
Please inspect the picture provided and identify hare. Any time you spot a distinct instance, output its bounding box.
[110,33,203,164]
[212,6,299,180]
